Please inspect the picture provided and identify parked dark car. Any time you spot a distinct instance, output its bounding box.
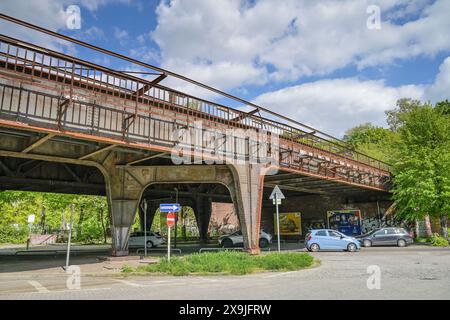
[356,227,413,247]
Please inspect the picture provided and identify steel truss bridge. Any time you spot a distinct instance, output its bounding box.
[0,14,391,254]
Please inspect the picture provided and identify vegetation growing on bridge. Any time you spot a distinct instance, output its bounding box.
[125,251,315,276]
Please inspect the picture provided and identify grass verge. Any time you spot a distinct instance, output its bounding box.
[124,251,315,276]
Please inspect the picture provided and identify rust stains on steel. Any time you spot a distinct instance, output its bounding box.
[0,13,379,152]
[0,13,391,189]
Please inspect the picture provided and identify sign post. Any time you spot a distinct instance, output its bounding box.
[143,200,148,257]
[160,204,180,262]
[166,212,176,262]
[26,214,35,250]
[269,185,285,252]
[65,204,74,270]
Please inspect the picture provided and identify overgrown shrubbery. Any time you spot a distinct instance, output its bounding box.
[430,233,449,247]
[131,251,315,276]
[0,191,109,244]
[0,225,28,244]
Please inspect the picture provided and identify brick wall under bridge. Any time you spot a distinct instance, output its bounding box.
[209,195,392,240]
[261,195,392,239]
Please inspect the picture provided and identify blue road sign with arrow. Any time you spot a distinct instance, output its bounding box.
[160,203,181,212]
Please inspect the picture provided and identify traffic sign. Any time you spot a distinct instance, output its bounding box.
[167,212,176,228]
[160,203,181,212]
[269,185,285,200]
[27,214,35,224]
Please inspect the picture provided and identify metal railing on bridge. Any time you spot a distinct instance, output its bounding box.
[0,14,391,190]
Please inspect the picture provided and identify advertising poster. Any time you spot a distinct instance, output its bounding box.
[274,212,302,235]
[327,210,362,236]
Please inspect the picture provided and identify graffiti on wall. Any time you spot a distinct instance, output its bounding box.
[360,216,407,234]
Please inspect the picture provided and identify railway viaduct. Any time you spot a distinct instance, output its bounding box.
[0,14,391,255]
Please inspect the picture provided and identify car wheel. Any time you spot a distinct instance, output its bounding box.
[309,243,320,252]
[347,243,357,252]
[363,239,372,247]
[222,238,233,248]
[397,239,406,247]
[259,238,269,248]
[146,240,154,248]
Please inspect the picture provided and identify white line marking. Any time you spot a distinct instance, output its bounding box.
[28,280,50,293]
[263,271,300,278]
[111,278,143,287]
[21,287,112,295]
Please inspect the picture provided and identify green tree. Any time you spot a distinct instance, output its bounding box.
[0,191,109,244]
[343,122,397,162]
[391,102,450,239]
[385,98,422,131]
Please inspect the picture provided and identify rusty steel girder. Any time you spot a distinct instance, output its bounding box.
[0,14,391,192]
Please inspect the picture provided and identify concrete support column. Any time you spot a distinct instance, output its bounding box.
[194,197,212,243]
[103,153,145,256]
[110,199,138,256]
[228,164,265,254]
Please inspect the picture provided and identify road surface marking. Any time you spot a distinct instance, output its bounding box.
[12,286,111,296]
[27,280,49,293]
[263,271,301,278]
[111,278,144,287]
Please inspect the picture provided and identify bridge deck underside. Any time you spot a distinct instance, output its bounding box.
[0,127,388,201]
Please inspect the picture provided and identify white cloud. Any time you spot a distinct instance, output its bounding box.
[151,0,450,90]
[113,27,129,46]
[427,57,450,102]
[253,78,424,137]
[0,0,71,51]
[0,0,132,50]
[253,56,450,137]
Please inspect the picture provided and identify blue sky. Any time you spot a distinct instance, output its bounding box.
[0,0,449,137]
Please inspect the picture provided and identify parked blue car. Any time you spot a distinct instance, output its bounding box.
[305,229,360,252]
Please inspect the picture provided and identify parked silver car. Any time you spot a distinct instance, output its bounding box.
[128,231,165,248]
[219,230,272,248]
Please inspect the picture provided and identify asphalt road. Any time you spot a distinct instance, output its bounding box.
[0,246,449,300]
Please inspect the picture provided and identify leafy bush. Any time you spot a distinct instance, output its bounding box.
[134,251,315,276]
[430,233,449,247]
[414,237,430,243]
[0,225,28,244]
[121,264,133,273]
